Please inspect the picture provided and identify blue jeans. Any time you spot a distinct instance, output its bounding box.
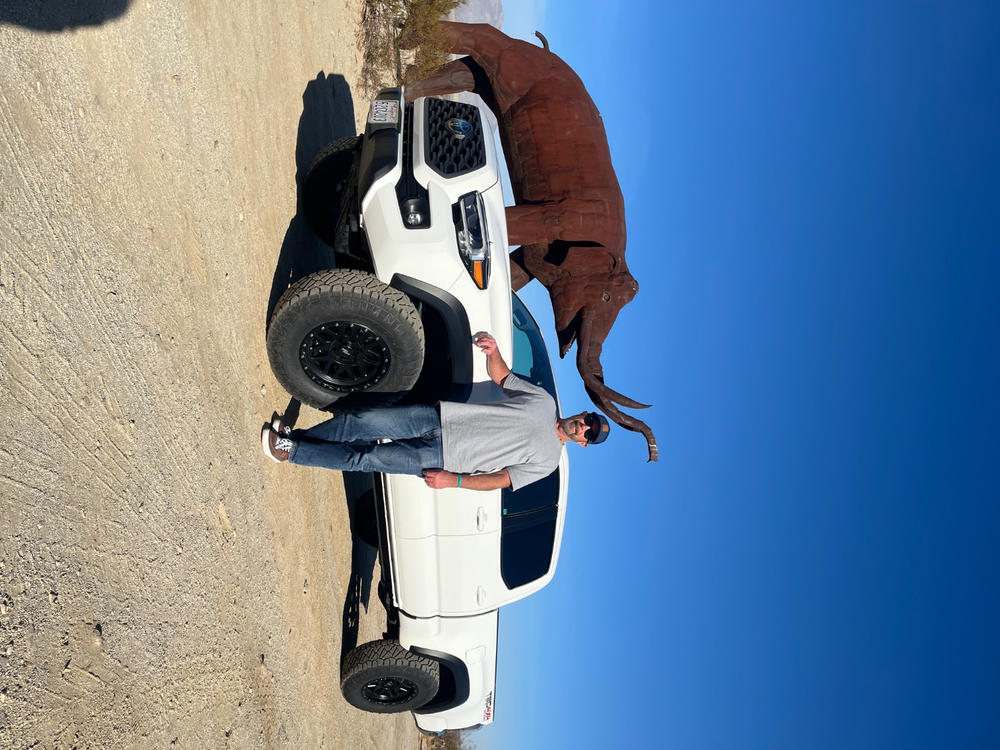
[288,404,443,476]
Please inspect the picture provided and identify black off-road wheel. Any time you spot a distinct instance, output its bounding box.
[266,269,424,409]
[341,640,440,713]
[302,136,359,248]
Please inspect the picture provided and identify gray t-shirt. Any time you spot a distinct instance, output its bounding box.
[439,373,563,491]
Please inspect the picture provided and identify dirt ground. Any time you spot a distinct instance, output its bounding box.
[0,2,418,748]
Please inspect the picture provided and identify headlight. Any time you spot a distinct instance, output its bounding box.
[454,191,490,289]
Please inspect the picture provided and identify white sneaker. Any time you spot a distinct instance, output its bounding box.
[261,424,293,462]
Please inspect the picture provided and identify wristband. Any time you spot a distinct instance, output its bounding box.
[456,474,462,488]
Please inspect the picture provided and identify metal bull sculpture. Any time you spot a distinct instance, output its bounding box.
[404,21,658,461]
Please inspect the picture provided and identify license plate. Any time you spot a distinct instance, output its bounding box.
[368,99,399,125]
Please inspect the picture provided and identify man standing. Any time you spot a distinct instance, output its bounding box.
[261,332,609,491]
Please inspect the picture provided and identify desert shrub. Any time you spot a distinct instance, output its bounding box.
[419,728,476,749]
[357,0,462,96]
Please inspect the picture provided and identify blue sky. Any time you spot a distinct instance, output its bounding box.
[476,2,1000,748]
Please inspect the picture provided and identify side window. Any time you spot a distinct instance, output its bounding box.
[502,467,558,516]
[500,504,558,589]
[500,470,560,588]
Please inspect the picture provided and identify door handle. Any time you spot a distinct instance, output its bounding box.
[476,506,487,531]
[476,586,487,606]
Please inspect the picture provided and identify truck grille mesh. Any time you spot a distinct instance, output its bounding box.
[425,98,486,176]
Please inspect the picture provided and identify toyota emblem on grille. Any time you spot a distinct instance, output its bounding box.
[446,117,473,140]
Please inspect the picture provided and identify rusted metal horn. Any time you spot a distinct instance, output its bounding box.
[583,377,659,462]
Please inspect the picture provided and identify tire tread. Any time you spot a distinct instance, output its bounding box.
[340,639,440,713]
[266,269,424,408]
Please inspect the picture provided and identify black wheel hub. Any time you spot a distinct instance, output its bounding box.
[361,676,418,705]
[299,321,391,392]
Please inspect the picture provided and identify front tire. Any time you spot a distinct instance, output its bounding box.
[341,640,440,713]
[266,269,424,409]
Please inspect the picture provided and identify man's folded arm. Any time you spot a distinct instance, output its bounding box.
[422,468,512,490]
[461,470,511,491]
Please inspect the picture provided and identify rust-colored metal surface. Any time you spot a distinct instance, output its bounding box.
[406,22,657,461]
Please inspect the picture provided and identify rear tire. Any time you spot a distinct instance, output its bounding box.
[341,639,440,713]
[302,136,359,247]
[266,269,424,409]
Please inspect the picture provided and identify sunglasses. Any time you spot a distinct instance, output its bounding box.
[583,413,602,442]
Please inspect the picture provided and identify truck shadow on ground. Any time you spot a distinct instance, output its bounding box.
[0,0,131,30]
[266,72,358,328]
[274,398,382,662]
[340,472,380,661]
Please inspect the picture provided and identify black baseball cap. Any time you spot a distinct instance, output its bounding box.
[584,413,610,445]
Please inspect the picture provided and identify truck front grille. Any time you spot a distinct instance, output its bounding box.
[425,98,486,177]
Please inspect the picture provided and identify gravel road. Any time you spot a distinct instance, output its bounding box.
[1,3,415,747]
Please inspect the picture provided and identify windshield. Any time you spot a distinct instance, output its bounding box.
[506,293,561,521]
[510,293,559,409]
[501,294,563,590]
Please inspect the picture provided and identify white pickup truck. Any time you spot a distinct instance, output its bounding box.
[265,88,569,732]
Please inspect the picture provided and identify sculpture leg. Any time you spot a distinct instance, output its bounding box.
[403,57,476,101]
[508,247,533,291]
[505,204,561,246]
[433,22,552,106]
[435,21,512,62]
[505,201,608,246]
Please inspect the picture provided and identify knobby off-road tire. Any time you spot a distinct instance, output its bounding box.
[341,639,440,713]
[302,136,359,248]
[266,269,424,409]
